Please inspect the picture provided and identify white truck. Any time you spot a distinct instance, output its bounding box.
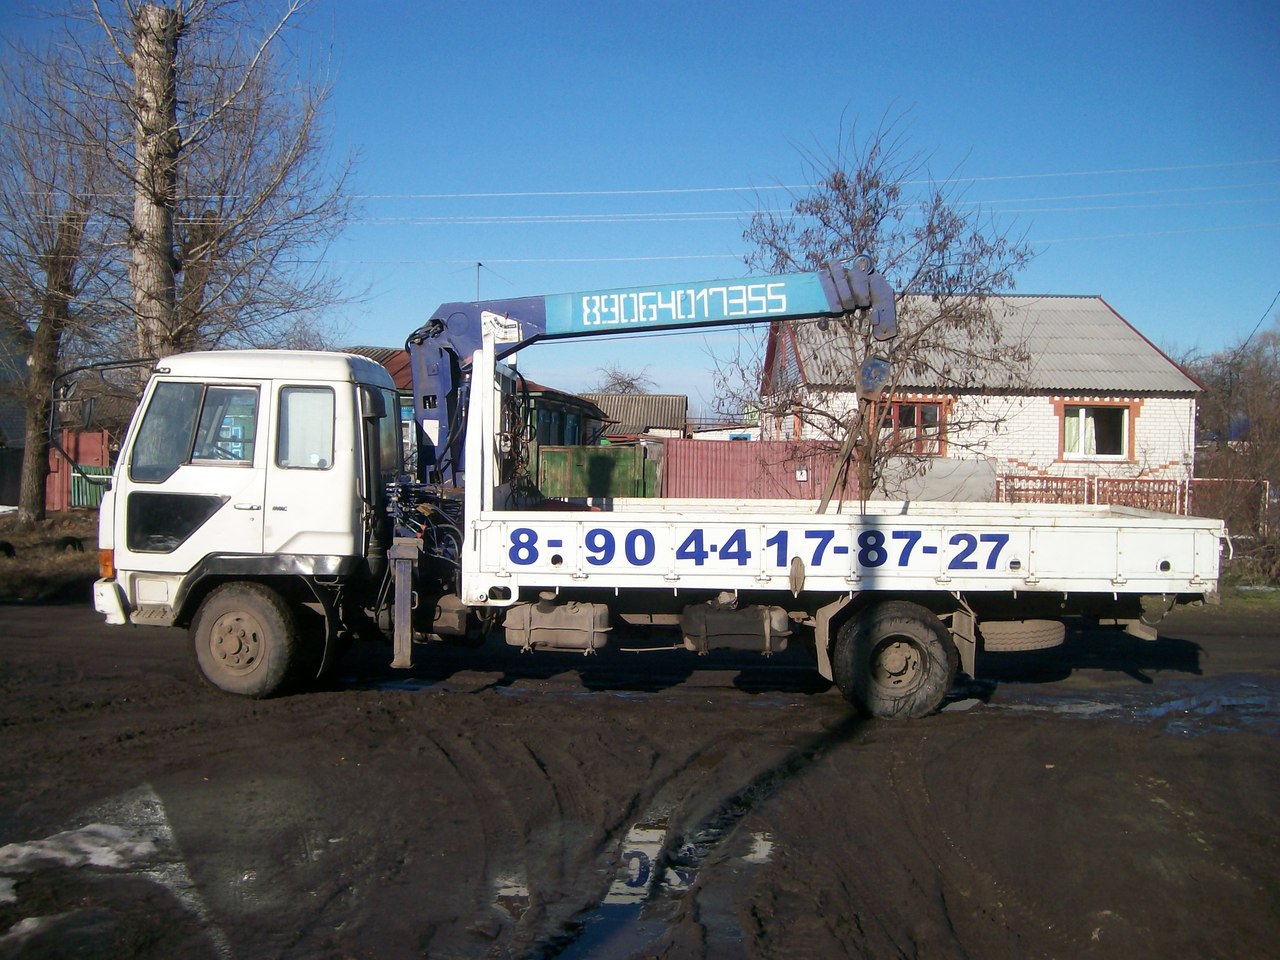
[93,260,1224,717]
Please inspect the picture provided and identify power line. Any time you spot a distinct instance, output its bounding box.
[350,159,1280,201]
[320,253,743,266]
[315,218,1280,265]
[1035,221,1280,244]
[1239,287,1280,351]
[341,195,1280,227]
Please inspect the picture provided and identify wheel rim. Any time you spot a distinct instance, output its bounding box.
[209,611,265,675]
[870,637,925,692]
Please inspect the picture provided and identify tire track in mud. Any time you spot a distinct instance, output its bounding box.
[413,712,674,956]
[884,728,1079,958]
[537,712,867,960]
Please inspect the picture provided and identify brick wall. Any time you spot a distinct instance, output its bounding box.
[762,390,1196,482]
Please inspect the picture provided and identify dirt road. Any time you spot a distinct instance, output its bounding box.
[1,598,1277,959]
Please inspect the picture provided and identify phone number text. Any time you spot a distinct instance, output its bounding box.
[504,526,1011,572]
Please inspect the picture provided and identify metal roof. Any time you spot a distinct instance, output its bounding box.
[783,295,1200,394]
[581,393,688,436]
[345,345,413,390]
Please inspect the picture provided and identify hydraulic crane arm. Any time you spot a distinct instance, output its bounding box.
[405,257,895,485]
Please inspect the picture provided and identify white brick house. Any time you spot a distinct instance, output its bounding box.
[760,295,1199,504]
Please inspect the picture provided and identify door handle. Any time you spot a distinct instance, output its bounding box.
[233,503,262,511]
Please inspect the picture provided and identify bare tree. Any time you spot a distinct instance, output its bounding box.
[70,0,355,356]
[719,117,1035,501]
[1186,319,1280,574]
[592,364,656,394]
[0,45,123,524]
[0,0,353,521]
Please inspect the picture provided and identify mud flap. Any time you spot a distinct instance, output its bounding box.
[814,595,855,681]
[948,608,977,677]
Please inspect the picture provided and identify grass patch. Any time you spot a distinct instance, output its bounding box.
[0,509,100,602]
[1216,583,1280,612]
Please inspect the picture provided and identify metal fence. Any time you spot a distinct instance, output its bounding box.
[996,473,1271,536]
[663,439,859,500]
[46,429,113,512]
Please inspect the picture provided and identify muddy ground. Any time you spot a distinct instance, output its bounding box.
[1,595,1277,960]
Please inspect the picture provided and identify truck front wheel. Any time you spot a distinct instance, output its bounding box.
[191,583,298,698]
[833,601,956,719]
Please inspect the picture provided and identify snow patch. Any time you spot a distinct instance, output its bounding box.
[0,823,156,872]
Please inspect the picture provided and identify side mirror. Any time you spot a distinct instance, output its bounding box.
[361,385,386,420]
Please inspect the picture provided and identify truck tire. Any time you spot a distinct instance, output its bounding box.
[191,582,298,698]
[979,619,1066,652]
[833,601,956,719]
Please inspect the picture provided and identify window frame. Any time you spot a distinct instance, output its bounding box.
[1056,399,1139,462]
[275,384,337,471]
[879,397,948,457]
[128,381,260,483]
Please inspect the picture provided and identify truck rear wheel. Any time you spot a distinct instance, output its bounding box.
[191,582,298,698]
[833,601,956,719]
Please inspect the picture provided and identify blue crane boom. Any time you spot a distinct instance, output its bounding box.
[405,257,896,485]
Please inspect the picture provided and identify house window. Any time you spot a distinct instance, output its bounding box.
[881,400,945,456]
[1061,404,1128,459]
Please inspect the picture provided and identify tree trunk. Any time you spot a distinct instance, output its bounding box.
[16,408,52,527]
[17,210,86,526]
[130,3,181,359]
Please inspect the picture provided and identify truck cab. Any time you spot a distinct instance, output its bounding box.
[95,351,401,690]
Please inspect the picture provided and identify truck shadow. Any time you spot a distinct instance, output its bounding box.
[337,630,832,697]
[336,620,1205,700]
[969,620,1204,688]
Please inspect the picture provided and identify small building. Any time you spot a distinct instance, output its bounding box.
[520,380,610,447]
[581,393,688,439]
[761,294,1200,507]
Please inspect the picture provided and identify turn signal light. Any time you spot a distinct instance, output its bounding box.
[98,548,114,579]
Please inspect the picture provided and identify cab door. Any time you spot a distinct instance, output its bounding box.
[262,382,362,558]
[113,378,268,579]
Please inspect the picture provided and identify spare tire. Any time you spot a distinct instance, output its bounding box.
[979,619,1065,652]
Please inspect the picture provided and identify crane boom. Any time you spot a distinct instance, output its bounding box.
[405,257,896,484]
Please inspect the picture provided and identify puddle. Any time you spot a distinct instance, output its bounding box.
[538,715,860,959]
[493,875,531,922]
[993,675,1280,737]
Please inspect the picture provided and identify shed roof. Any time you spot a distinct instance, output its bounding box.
[581,393,687,436]
[345,346,412,391]
[778,295,1199,395]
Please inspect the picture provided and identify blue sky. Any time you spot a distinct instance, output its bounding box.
[318,0,1278,405]
[6,1,1279,407]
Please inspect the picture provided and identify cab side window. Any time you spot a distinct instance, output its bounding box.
[192,387,259,463]
[130,383,259,483]
[277,386,335,469]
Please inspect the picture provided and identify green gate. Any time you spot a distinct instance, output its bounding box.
[535,444,658,499]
